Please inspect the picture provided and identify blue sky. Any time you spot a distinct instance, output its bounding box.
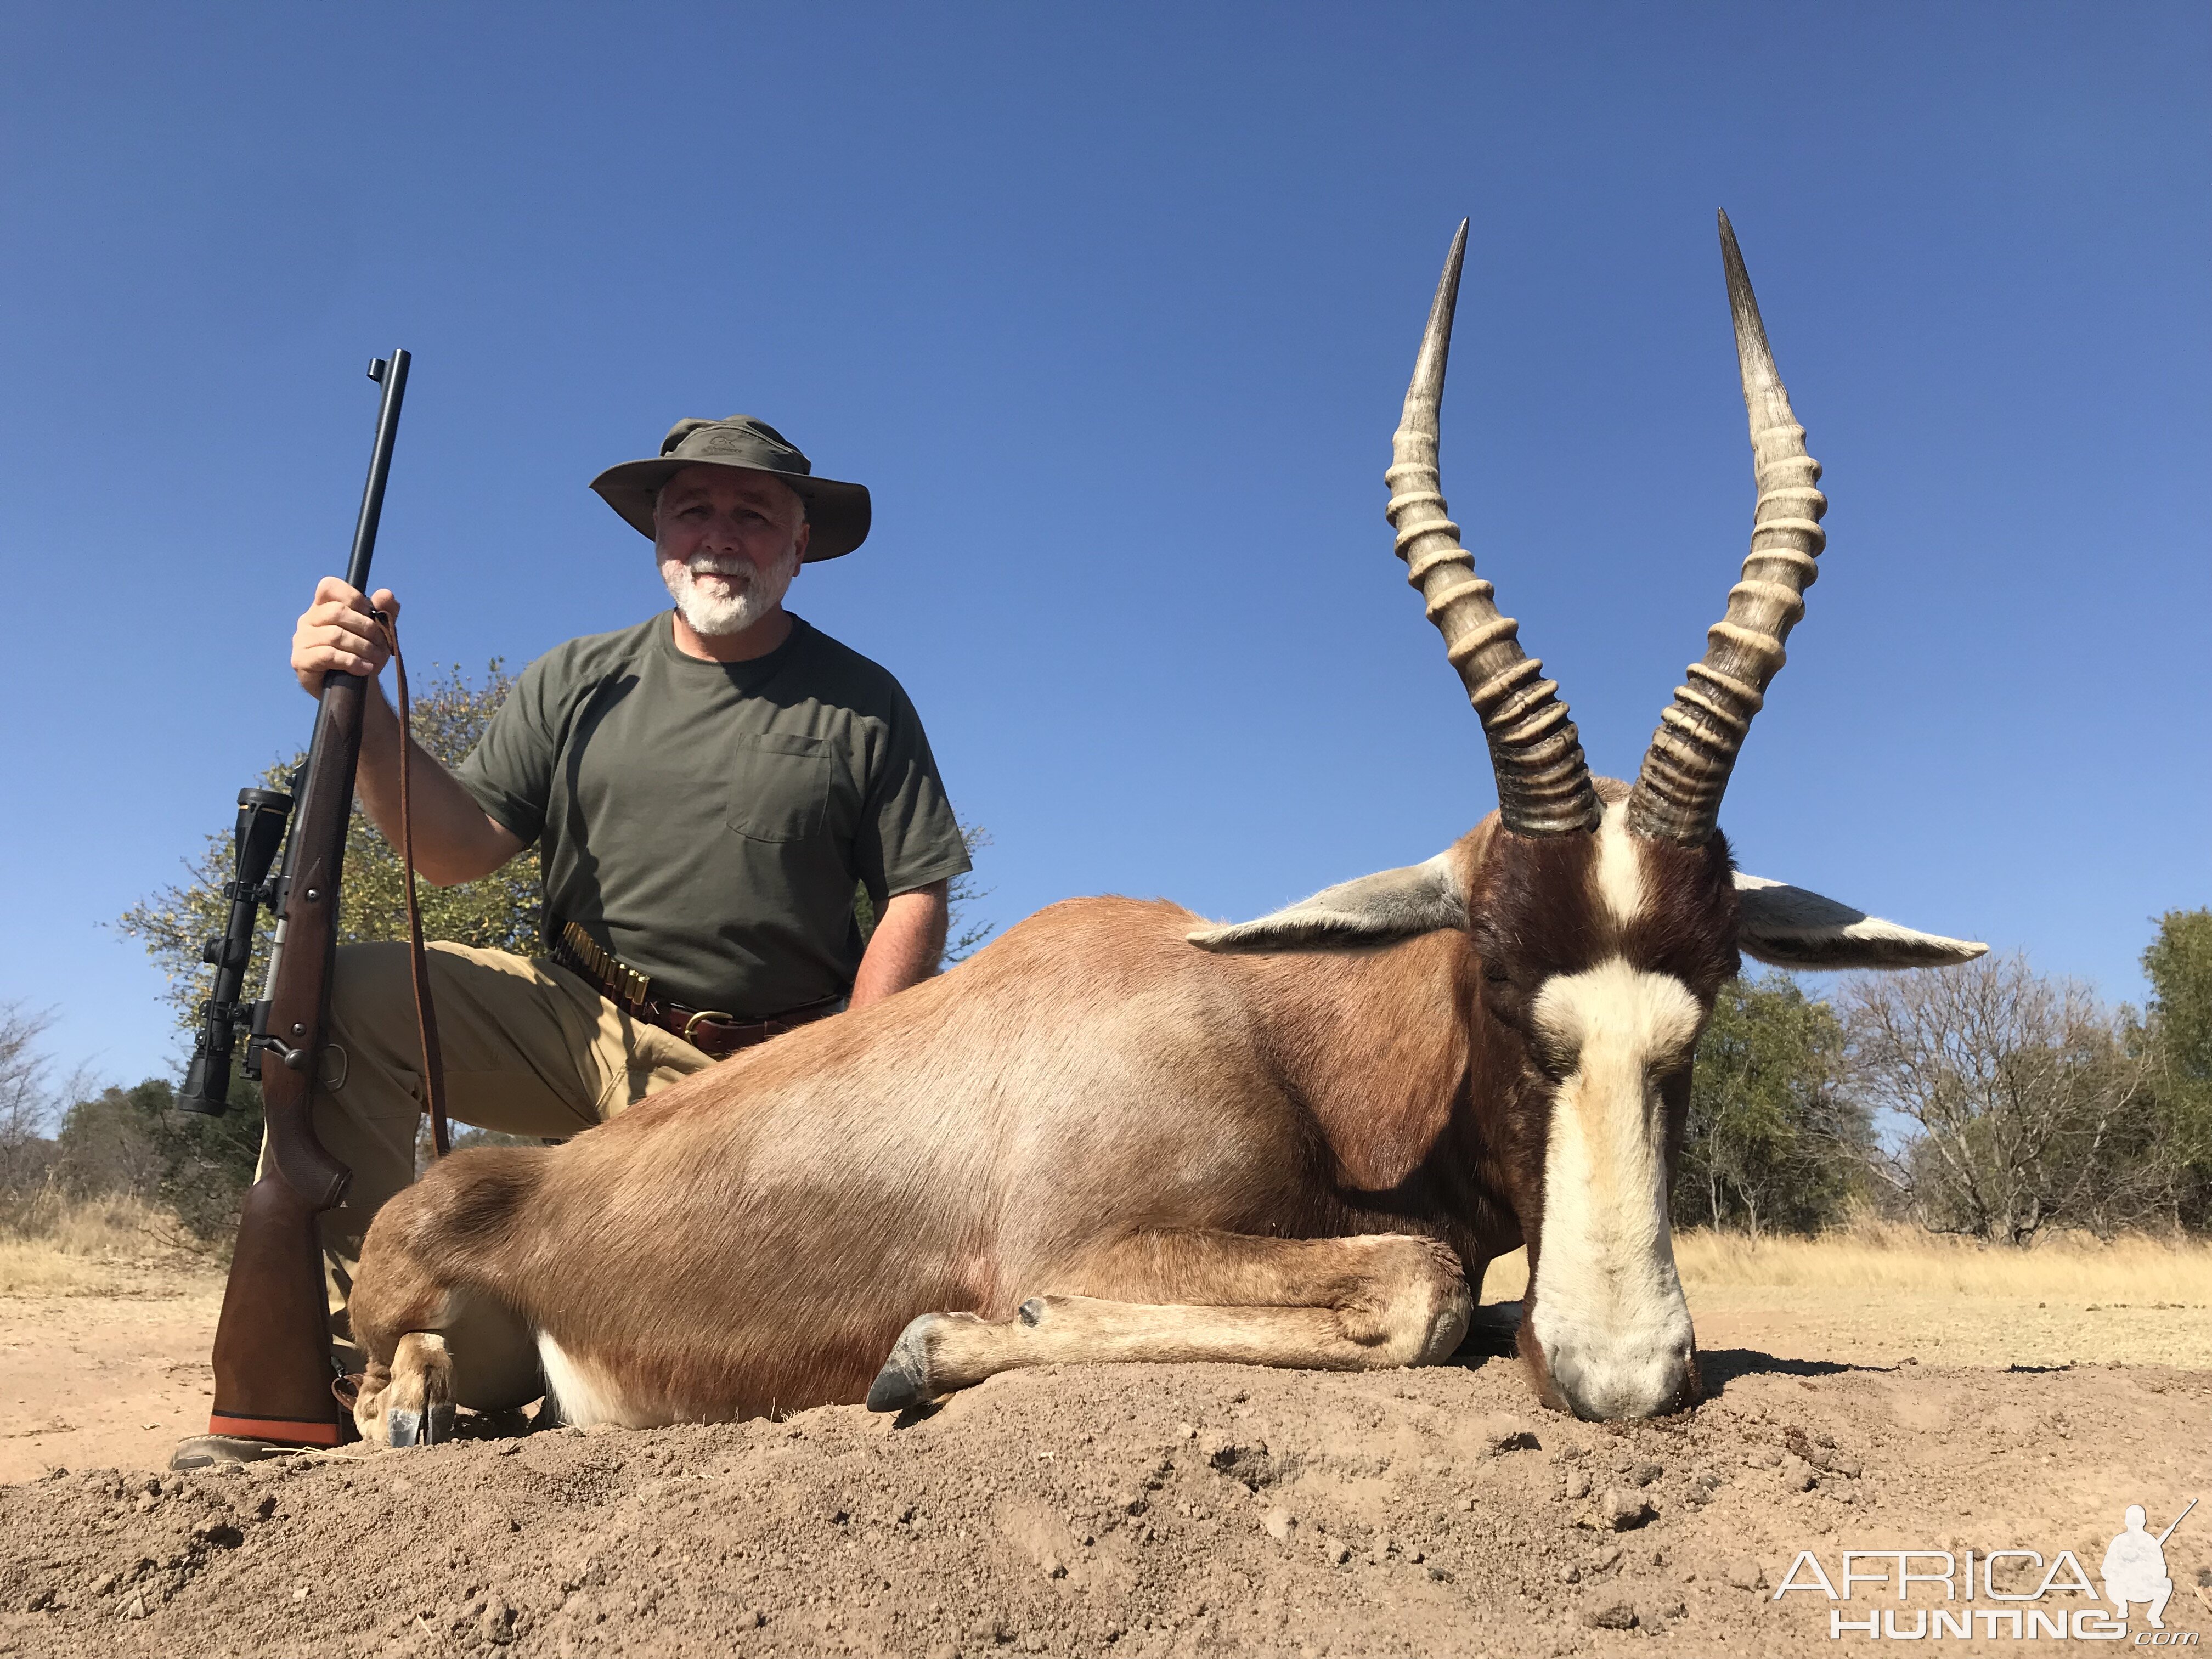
[1,3,2205,1092]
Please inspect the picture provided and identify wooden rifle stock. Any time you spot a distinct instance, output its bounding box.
[204,351,410,1448]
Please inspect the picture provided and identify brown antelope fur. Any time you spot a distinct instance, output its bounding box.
[351,851,1496,1436]
[348,215,1987,1440]
[348,785,1740,1439]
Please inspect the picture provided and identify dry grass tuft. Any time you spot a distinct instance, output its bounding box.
[0,1195,206,1295]
[1479,1218,2212,1308]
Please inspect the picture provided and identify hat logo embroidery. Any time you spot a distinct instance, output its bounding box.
[694,430,760,456]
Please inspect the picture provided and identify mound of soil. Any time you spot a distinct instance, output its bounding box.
[3,1347,2207,1658]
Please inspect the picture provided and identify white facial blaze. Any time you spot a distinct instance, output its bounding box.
[1592,797,1645,928]
[1527,957,1701,1419]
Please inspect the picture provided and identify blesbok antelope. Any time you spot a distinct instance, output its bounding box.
[349,212,1984,1441]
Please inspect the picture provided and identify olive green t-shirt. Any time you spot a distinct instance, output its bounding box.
[453,612,970,1017]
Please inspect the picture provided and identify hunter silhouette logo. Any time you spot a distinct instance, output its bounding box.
[1773,1497,2199,1642]
[2104,1500,2196,1631]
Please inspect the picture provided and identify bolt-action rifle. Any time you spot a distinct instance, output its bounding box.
[178,350,413,1448]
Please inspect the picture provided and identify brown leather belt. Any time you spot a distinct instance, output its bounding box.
[550,919,843,1060]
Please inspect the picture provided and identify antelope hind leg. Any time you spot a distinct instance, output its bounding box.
[867,1231,1470,1411]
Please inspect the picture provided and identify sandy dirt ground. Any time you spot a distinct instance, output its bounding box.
[5,1257,2206,1489]
[1,1264,2209,1657]
[0,1269,224,1485]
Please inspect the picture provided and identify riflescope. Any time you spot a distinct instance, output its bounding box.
[174,784,296,1115]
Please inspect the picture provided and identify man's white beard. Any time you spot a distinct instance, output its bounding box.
[662,549,799,637]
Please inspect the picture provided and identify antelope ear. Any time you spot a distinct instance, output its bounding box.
[1187,854,1468,954]
[1734,873,1987,969]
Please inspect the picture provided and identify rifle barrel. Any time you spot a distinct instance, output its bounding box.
[2156,1496,2197,1545]
[345,349,411,594]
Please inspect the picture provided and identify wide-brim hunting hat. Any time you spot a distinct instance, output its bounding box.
[590,414,871,561]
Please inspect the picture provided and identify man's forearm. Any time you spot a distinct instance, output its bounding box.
[850,882,950,1009]
[353,685,522,885]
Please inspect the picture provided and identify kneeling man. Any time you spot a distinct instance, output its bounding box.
[177,415,970,1466]
[2102,1505,2175,1629]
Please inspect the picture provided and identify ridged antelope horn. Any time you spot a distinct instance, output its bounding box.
[1386,221,1601,838]
[1623,210,1829,845]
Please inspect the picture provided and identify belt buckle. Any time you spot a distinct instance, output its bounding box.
[681,1009,738,1042]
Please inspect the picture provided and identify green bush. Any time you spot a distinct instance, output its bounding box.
[1671,974,1868,1237]
[54,1076,263,1243]
[2141,908,2212,1228]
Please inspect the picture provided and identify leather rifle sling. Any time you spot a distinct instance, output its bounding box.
[373,610,450,1158]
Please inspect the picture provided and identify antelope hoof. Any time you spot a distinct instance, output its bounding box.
[387,1400,457,1447]
[867,1315,940,1413]
[378,1331,456,1449]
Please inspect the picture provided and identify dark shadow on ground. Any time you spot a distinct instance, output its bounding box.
[1447,1311,1923,1398]
[1697,1347,1903,1395]
[1448,1302,1524,1362]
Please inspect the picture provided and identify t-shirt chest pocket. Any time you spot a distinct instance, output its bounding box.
[725,732,834,844]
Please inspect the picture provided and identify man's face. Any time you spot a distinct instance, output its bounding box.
[654,465,810,636]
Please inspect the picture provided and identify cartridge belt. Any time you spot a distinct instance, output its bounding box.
[550,919,844,1060]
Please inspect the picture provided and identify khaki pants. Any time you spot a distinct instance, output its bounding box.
[260,941,715,1389]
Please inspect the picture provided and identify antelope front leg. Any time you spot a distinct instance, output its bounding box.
[355,1331,456,1448]
[867,1232,1469,1411]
